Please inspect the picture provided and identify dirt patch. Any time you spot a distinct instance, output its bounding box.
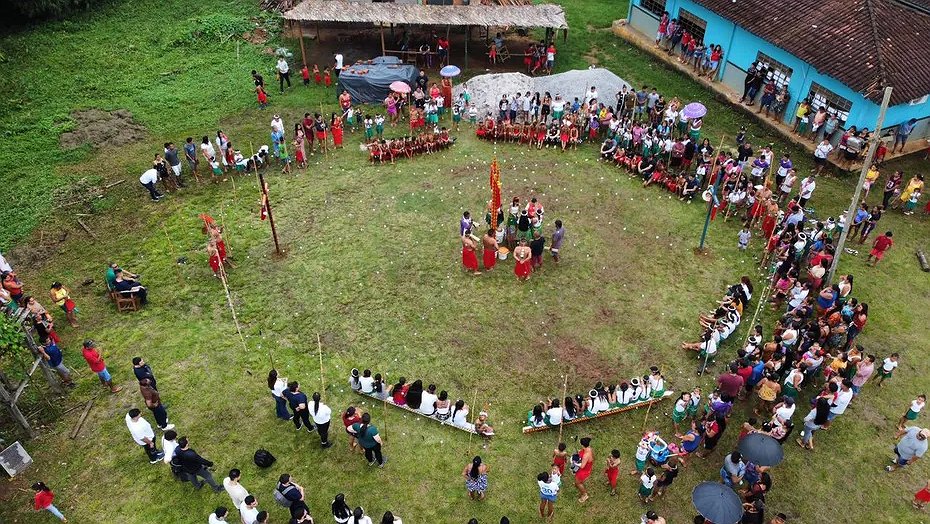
[59,109,146,150]
[583,46,602,65]
[552,337,618,384]
[242,27,269,45]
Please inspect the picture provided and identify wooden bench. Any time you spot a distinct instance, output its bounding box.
[522,391,675,434]
[352,389,490,436]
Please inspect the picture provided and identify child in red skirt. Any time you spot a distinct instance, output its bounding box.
[605,449,621,496]
[323,68,332,87]
[256,86,267,109]
[313,64,321,85]
[301,64,310,86]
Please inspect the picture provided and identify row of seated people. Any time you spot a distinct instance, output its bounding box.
[476,118,583,149]
[366,130,454,164]
[526,367,669,428]
[349,368,494,435]
[681,278,753,360]
[600,145,708,200]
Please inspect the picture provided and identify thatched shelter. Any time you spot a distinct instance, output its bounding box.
[282,0,568,67]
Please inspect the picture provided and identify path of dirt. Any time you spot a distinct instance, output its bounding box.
[59,109,146,150]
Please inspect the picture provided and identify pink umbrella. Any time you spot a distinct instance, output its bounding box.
[390,81,411,94]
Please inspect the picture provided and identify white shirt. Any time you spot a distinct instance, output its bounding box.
[359,376,375,394]
[586,90,598,104]
[126,414,154,445]
[912,400,925,413]
[814,143,833,159]
[830,389,853,415]
[276,59,289,74]
[334,53,344,70]
[635,443,650,461]
[539,474,561,496]
[452,407,469,426]
[271,118,284,134]
[883,358,898,372]
[272,378,287,398]
[162,436,178,464]
[419,392,438,415]
[546,406,563,425]
[640,473,656,489]
[208,514,226,524]
[775,403,796,422]
[139,169,159,185]
[201,142,216,159]
[311,402,332,424]
[349,517,373,524]
[223,478,249,508]
[800,178,817,198]
[0,252,10,273]
[239,502,258,524]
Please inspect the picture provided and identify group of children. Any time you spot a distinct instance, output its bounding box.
[348,368,494,436]
[366,129,454,164]
[254,63,332,109]
[525,366,669,429]
[476,117,584,152]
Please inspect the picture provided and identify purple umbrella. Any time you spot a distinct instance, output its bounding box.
[682,102,708,119]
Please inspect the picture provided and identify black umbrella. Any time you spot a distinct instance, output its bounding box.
[692,481,743,524]
[738,432,785,467]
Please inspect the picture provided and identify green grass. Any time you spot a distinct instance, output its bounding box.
[2,0,930,523]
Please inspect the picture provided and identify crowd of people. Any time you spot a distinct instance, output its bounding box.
[459,197,565,280]
[366,128,454,164]
[525,366,669,430]
[655,12,726,81]
[347,367,494,436]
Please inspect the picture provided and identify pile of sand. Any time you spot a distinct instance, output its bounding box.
[452,68,632,117]
[59,109,146,150]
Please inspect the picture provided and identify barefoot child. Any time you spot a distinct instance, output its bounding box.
[552,442,568,475]
[899,395,926,430]
[874,352,899,387]
[866,231,893,266]
[631,437,650,476]
[323,68,332,87]
[301,64,310,86]
[605,449,621,496]
[537,468,561,521]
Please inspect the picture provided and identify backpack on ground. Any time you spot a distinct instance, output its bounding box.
[253,448,276,468]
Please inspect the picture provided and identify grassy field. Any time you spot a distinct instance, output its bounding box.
[2,0,930,523]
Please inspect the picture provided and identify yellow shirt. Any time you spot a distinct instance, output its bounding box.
[51,288,69,307]
[865,169,880,183]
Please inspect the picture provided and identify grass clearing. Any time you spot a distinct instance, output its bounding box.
[2,1,930,523]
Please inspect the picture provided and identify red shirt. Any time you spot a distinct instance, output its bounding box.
[873,235,893,252]
[34,490,54,510]
[342,412,361,429]
[301,67,310,80]
[717,372,745,398]
[82,347,105,372]
[736,365,754,384]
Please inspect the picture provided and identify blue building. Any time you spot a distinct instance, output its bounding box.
[627,0,930,142]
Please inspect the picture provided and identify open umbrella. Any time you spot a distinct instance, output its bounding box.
[692,482,743,524]
[682,102,708,119]
[738,433,784,467]
[389,80,411,94]
[440,64,461,77]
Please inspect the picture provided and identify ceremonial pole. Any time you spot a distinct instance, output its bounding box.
[251,141,282,255]
[698,135,727,251]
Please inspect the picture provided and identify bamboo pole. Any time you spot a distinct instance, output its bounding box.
[557,373,568,443]
[467,387,479,455]
[251,141,282,255]
[162,225,184,288]
[217,263,248,353]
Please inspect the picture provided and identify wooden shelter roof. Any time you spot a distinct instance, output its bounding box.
[282,0,569,29]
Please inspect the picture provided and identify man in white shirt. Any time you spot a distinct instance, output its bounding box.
[208,507,228,524]
[139,168,162,202]
[333,53,344,77]
[546,400,563,425]
[239,496,259,524]
[419,384,438,416]
[270,115,285,158]
[276,57,291,93]
[358,369,375,394]
[823,379,854,428]
[223,469,250,509]
[585,86,598,105]
[125,409,164,463]
[162,429,179,465]
[798,174,817,207]
[773,397,796,423]
[813,140,832,175]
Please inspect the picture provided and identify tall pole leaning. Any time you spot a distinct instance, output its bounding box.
[827,86,893,285]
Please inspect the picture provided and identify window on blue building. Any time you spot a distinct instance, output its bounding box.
[755,52,792,89]
[677,8,707,43]
[641,0,667,17]
[808,82,852,124]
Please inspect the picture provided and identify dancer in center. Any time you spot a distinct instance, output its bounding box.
[461,228,481,276]
[574,437,594,503]
[482,228,498,271]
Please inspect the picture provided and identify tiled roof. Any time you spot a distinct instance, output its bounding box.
[692,0,930,105]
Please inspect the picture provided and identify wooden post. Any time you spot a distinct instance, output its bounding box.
[251,142,282,255]
[218,264,249,353]
[0,383,36,438]
[380,23,386,56]
[467,388,479,455]
[317,333,325,392]
[464,25,469,70]
[316,22,321,42]
[162,224,184,288]
[557,373,568,443]
[298,22,307,67]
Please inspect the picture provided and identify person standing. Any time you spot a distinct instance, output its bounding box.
[267,369,291,421]
[333,53,344,79]
[797,173,817,208]
[162,429,179,466]
[32,482,67,522]
[892,118,917,154]
[481,228,498,271]
[463,456,489,501]
[139,167,162,201]
[208,507,228,524]
[283,381,314,432]
[822,379,854,429]
[867,231,894,267]
[176,436,223,492]
[350,412,386,467]
[275,473,308,514]
[37,340,74,387]
[529,231,546,270]
[550,220,564,263]
[49,282,77,328]
[239,495,259,524]
[899,395,927,431]
[720,451,745,487]
[184,137,199,176]
[132,357,157,389]
[574,436,594,503]
[164,142,184,187]
[537,469,560,520]
[125,408,164,463]
[82,340,122,393]
[887,426,930,472]
[461,229,481,276]
[513,239,532,281]
[140,378,174,431]
[914,479,930,510]
[223,469,249,510]
[276,57,291,93]
[310,392,333,448]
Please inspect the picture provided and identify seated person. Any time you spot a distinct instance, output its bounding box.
[106,263,139,290]
[527,404,546,428]
[617,381,635,405]
[419,384,438,416]
[600,137,617,159]
[358,369,375,394]
[543,398,563,425]
[681,326,720,359]
[112,269,147,304]
[474,411,494,435]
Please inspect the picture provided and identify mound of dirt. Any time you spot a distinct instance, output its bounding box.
[242,27,269,45]
[453,68,632,119]
[59,109,146,150]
